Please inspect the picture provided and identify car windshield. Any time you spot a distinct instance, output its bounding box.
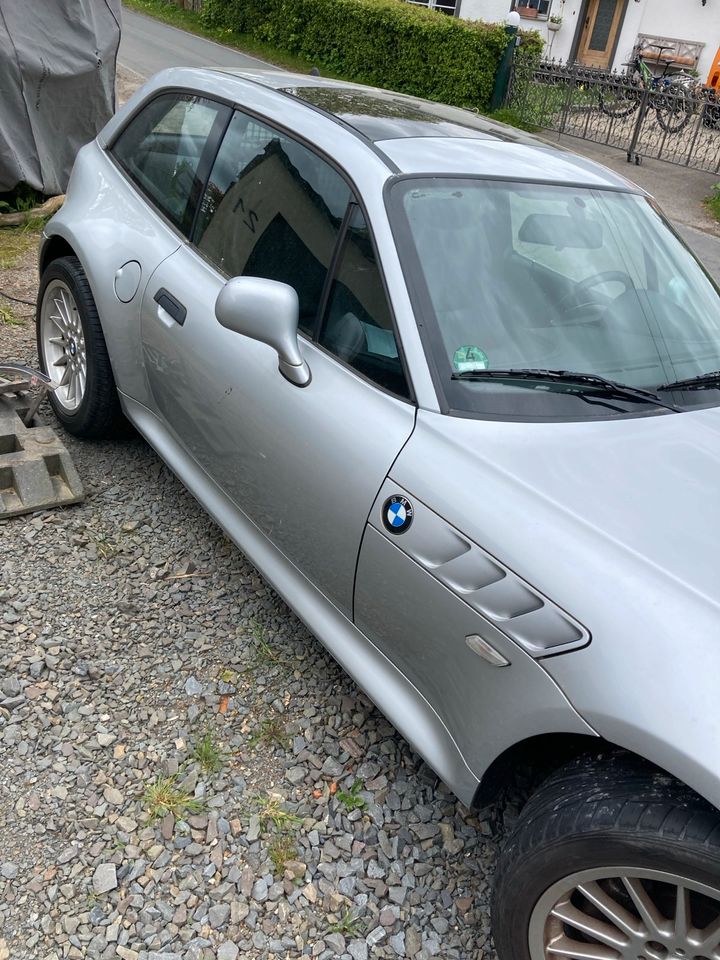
[390,178,720,419]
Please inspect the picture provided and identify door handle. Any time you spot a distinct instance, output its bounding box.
[153,288,187,326]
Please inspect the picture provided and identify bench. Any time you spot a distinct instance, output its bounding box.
[635,33,704,71]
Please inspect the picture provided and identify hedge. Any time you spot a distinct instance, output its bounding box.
[200,0,543,112]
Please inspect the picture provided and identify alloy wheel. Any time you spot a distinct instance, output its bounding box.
[530,867,720,960]
[40,280,87,412]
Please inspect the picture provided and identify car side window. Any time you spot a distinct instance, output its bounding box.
[112,93,226,235]
[194,109,351,335]
[319,207,410,400]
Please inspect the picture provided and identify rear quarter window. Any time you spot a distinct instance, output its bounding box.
[111,93,227,235]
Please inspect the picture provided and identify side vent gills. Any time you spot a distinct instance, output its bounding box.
[370,480,590,658]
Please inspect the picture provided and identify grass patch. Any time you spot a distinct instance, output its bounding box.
[267,833,297,873]
[91,533,120,560]
[487,107,541,133]
[705,184,720,223]
[0,225,38,269]
[191,728,227,773]
[336,779,366,813]
[327,908,366,938]
[249,716,289,751]
[143,774,205,821]
[254,794,303,831]
[123,0,324,75]
[0,305,23,326]
[249,618,296,668]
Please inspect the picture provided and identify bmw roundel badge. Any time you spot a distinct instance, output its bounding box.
[382,495,414,535]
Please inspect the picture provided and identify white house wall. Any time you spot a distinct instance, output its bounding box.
[614,0,720,80]
[458,0,720,80]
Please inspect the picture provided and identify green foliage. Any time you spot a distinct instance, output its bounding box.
[267,833,297,872]
[249,716,290,751]
[201,0,540,111]
[336,779,367,812]
[488,107,541,132]
[327,908,367,937]
[705,184,720,223]
[191,728,227,773]
[143,774,205,821]
[0,183,44,215]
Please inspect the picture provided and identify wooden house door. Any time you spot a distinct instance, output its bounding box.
[577,0,625,69]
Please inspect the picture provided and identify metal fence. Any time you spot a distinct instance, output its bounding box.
[505,58,720,174]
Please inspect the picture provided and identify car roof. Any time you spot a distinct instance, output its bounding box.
[211,70,640,192]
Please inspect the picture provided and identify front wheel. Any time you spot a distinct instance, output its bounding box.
[655,89,694,133]
[492,753,720,960]
[37,255,125,439]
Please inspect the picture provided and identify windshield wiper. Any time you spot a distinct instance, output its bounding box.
[450,368,680,412]
[657,371,720,392]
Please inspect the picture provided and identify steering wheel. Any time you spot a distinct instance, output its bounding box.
[554,271,633,324]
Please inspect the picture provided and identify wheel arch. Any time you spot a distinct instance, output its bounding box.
[472,732,716,815]
[38,233,79,279]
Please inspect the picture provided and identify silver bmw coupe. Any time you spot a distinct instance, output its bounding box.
[37,67,720,960]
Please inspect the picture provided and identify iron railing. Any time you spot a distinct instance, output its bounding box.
[506,58,720,174]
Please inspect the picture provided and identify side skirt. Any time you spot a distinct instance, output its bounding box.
[120,393,481,805]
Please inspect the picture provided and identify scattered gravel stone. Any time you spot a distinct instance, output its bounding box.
[91,862,117,894]
[208,903,231,929]
[217,944,240,960]
[0,200,498,957]
[348,941,368,960]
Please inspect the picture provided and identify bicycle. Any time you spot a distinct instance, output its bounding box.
[598,43,696,133]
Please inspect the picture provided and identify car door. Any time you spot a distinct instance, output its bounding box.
[106,92,230,402]
[140,108,416,617]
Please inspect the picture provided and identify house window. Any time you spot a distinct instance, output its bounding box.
[510,0,551,19]
[405,0,457,16]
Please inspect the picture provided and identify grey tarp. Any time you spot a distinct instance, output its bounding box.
[0,0,121,195]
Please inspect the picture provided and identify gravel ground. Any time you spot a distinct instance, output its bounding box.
[0,204,497,958]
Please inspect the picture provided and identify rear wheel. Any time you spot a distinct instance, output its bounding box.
[598,84,641,119]
[37,255,125,439]
[655,88,694,133]
[492,754,720,960]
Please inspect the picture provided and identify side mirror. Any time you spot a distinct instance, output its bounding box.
[215,276,311,387]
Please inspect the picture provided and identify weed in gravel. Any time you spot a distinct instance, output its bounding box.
[249,716,289,751]
[191,728,226,773]
[336,779,367,813]
[254,794,303,831]
[0,305,22,326]
[91,533,119,560]
[267,833,297,873]
[327,908,366,938]
[251,618,281,663]
[143,774,205,821]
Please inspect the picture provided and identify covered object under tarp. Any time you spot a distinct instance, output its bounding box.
[0,0,121,196]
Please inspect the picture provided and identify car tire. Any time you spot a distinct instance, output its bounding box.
[492,752,720,960]
[36,255,125,439]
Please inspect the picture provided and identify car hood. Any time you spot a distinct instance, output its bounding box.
[393,406,720,611]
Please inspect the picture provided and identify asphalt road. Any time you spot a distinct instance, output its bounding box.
[118,6,276,77]
[117,5,720,283]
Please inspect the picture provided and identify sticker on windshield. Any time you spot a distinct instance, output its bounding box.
[453,345,489,374]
